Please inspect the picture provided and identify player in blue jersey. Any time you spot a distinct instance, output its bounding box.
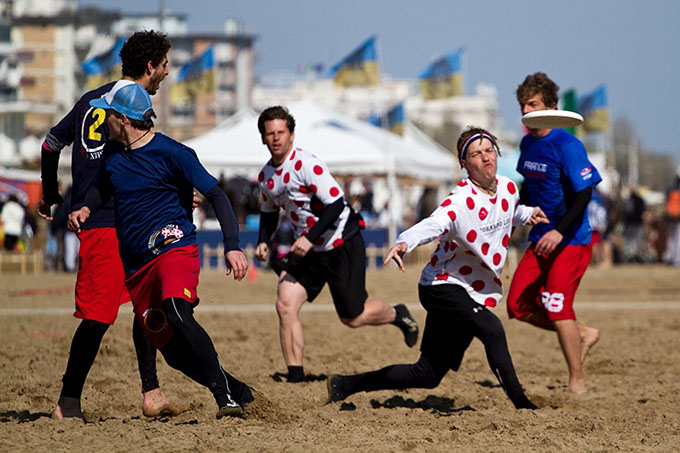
[68,81,253,419]
[39,31,179,421]
[507,73,601,394]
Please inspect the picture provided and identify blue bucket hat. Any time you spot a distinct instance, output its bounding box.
[89,80,153,121]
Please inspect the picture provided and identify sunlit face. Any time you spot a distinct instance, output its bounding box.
[105,112,125,143]
[520,93,555,116]
[261,119,295,165]
[146,56,169,95]
[461,137,497,186]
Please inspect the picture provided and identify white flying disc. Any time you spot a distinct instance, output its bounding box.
[521,110,584,129]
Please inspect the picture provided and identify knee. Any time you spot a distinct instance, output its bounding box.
[414,356,443,389]
[275,296,300,320]
[340,315,362,328]
[81,318,110,337]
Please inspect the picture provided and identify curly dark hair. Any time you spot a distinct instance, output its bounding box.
[119,31,171,79]
[257,106,296,135]
[456,126,501,167]
[516,72,559,108]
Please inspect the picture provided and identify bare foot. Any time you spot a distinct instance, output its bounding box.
[142,388,184,417]
[51,396,86,422]
[579,326,600,363]
[568,379,587,395]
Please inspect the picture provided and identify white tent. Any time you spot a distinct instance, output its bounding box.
[185,100,458,183]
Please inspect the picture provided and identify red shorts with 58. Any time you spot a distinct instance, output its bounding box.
[507,243,592,321]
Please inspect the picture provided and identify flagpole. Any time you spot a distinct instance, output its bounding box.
[376,36,398,248]
[461,46,467,96]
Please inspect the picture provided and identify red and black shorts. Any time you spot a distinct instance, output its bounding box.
[74,228,130,325]
[281,233,368,319]
[507,243,592,321]
[125,245,200,348]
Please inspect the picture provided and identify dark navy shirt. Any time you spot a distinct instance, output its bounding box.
[96,133,219,274]
[43,81,116,229]
[517,129,602,245]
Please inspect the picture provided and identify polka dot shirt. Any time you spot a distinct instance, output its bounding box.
[396,175,534,307]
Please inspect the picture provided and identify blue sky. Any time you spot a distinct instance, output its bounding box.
[83,0,680,160]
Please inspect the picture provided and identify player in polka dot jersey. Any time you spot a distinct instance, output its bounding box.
[328,127,547,410]
[255,106,420,383]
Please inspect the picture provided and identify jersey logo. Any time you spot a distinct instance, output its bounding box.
[580,166,592,179]
[80,106,107,159]
[147,224,184,255]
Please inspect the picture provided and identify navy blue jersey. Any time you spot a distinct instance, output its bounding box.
[517,129,602,245]
[96,133,219,274]
[43,81,116,229]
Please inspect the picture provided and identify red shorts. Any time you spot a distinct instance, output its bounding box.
[125,245,200,348]
[507,243,592,321]
[591,231,601,246]
[74,228,130,325]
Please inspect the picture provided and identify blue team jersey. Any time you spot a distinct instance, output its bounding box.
[97,133,218,274]
[517,129,602,245]
[45,81,117,229]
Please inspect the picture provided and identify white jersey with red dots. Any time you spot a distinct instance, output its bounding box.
[258,147,353,252]
[396,175,534,307]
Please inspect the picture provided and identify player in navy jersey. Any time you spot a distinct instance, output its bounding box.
[254,106,419,383]
[68,81,253,419]
[507,73,601,395]
[38,31,179,421]
[327,127,547,409]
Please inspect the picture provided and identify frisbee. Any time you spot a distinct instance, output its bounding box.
[521,110,584,129]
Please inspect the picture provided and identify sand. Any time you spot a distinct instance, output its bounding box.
[1,264,679,452]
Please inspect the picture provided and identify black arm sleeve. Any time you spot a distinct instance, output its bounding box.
[204,184,241,252]
[306,198,344,243]
[82,184,105,214]
[40,147,63,205]
[258,211,279,245]
[519,183,530,206]
[556,187,592,235]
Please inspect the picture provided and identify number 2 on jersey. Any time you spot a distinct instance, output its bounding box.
[88,108,106,142]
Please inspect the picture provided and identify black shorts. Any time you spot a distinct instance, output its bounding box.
[418,284,499,372]
[280,233,368,319]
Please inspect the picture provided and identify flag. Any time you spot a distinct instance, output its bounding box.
[328,36,379,87]
[419,48,464,100]
[369,103,405,136]
[82,37,126,90]
[578,85,610,133]
[561,88,580,136]
[298,62,325,76]
[170,45,216,104]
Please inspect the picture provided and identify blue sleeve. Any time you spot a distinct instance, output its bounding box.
[560,139,602,193]
[171,146,219,194]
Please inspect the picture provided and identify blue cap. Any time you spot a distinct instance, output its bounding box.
[89,80,153,121]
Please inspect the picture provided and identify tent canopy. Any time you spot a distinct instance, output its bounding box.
[185,100,458,183]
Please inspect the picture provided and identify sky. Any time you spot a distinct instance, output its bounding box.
[82,0,680,160]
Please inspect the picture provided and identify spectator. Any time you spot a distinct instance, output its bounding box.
[623,186,646,262]
[1,195,25,252]
[663,170,680,266]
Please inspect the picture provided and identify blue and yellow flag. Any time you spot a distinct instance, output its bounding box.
[369,103,405,136]
[328,36,379,87]
[419,48,464,100]
[82,37,125,90]
[170,45,216,104]
[578,85,610,133]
